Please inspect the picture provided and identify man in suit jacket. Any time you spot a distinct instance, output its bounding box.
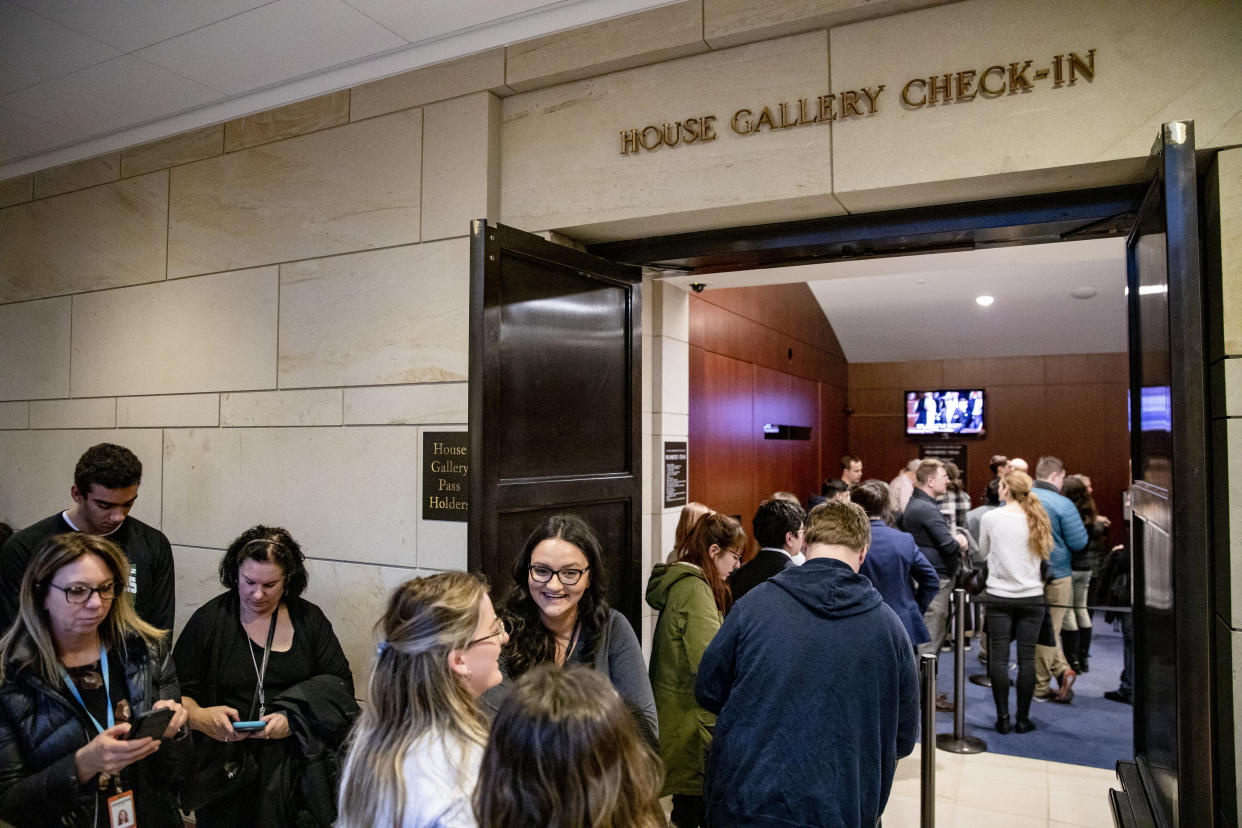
[729,498,806,606]
[852,480,940,646]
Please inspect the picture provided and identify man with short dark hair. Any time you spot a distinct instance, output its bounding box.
[730,499,806,604]
[841,454,863,486]
[0,443,175,631]
[1031,455,1088,703]
[696,500,919,827]
[904,459,968,663]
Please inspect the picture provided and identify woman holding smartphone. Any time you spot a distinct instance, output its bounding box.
[173,526,357,826]
[0,533,190,827]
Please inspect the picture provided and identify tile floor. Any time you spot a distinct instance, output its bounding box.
[882,747,1118,827]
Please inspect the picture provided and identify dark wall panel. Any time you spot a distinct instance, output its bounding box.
[848,354,1129,531]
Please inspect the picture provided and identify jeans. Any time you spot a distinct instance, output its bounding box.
[985,595,1045,719]
[1035,576,1072,694]
[1061,570,1093,631]
[917,576,954,658]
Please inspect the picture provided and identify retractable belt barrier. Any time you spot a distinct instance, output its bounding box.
[919,653,938,828]
[936,589,987,755]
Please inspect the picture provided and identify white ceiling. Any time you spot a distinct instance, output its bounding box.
[660,237,1129,362]
[0,0,678,178]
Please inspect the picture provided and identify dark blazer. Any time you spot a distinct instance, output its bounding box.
[902,488,961,578]
[859,520,941,646]
[728,548,793,606]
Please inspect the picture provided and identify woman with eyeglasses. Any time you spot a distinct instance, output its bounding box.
[338,572,505,828]
[0,533,190,827]
[489,514,658,747]
[645,512,744,828]
[172,526,357,826]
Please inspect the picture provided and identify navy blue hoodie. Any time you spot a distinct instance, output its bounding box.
[695,557,920,828]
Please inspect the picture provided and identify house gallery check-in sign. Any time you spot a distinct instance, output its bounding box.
[618,49,1096,155]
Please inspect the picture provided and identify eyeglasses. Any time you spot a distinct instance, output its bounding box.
[726,549,742,563]
[528,564,590,586]
[49,582,116,604]
[468,616,511,647]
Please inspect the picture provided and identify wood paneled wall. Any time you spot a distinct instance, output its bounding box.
[688,284,848,546]
[849,354,1130,532]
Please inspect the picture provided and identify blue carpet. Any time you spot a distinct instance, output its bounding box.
[933,616,1133,769]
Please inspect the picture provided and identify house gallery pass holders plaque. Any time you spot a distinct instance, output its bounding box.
[423,432,468,521]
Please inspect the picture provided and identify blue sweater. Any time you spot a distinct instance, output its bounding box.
[695,558,919,828]
[1032,482,1088,580]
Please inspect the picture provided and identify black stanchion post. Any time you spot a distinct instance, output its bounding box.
[936,588,987,754]
[920,652,937,828]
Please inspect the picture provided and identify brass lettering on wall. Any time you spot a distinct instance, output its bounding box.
[617,49,1096,155]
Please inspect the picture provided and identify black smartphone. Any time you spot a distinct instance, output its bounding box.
[124,707,175,741]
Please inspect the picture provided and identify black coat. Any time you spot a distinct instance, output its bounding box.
[0,633,191,827]
[902,489,961,578]
[728,548,793,606]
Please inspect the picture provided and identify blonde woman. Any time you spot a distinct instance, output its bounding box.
[337,572,507,828]
[978,471,1054,734]
[0,534,190,827]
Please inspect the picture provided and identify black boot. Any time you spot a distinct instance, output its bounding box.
[1078,626,1092,673]
[1061,629,1080,673]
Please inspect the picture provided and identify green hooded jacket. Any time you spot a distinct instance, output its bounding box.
[645,561,724,796]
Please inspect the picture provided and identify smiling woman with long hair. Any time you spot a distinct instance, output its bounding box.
[490,514,657,746]
[338,572,505,828]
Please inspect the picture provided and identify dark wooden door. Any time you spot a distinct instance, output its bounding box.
[1122,121,1212,827]
[467,221,643,629]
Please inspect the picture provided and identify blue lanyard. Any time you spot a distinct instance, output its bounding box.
[60,643,115,734]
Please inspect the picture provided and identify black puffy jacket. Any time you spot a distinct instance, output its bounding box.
[0,633,192,827]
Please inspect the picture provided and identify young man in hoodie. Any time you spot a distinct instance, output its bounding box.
[695,500,919,828]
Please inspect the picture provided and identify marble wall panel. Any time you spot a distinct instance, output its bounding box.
[279,240,468,388]
[161,427,421,567]
[343,383,467,426]
[221,389,343,427]
[703,0,947,48]
[501,32,843,240]
[167,110,421,278]
[0,296,70,401]
[171,544,222,640]
[0,429,163,529]
[117,394,220,428]
[71,267,278,398]
[0,172,168,303]
[422,93,500,241]
[29,397,116,430]
[120,126,223,178]
[830,0,1242,212]
[224,91,350,152]
[506,2,707,92]
[33,154,119,198]
[0,402,29,430]
[655,337,690,416]
[350,48,511,122]
[300,558,423,700]
[0,176,33,209]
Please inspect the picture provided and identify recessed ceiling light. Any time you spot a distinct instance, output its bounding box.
[976,295,994,306]
[1071,286,1097,299]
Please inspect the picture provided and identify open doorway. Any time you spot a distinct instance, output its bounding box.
[655,235,1133,772]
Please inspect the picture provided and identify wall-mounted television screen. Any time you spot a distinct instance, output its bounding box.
[905,389,985,436]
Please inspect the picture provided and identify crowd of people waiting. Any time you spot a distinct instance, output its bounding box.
[0,442,1125,827]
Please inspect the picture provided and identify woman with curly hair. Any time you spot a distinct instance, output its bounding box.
[978,471,1054,734]
[475,664,665,828]
[491,514,657,745]
[338,572,505,827]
